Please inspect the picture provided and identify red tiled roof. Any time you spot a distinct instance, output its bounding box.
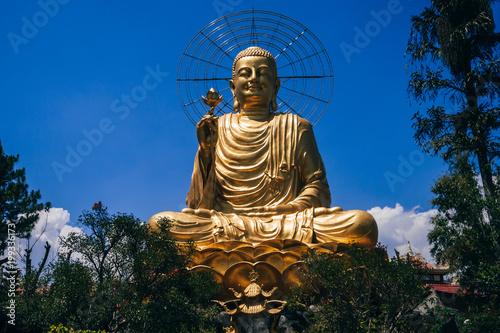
[430,284,483,295]
[428,284,461,293]
[404,254,449,274]
[419,260,449,273]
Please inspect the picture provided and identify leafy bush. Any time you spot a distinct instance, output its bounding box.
[287,244,429,332]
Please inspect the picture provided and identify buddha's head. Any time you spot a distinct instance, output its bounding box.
[230,46,281,112]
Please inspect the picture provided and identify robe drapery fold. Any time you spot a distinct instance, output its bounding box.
[186,113,331,213]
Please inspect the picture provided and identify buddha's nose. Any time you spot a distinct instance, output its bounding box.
[249,71,258,82]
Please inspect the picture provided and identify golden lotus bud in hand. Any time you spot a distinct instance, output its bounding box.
[202,88,223,109]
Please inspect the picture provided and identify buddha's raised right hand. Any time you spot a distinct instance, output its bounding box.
[196,112,218,159]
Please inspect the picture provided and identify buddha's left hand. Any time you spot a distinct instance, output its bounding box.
[242,205,296,217]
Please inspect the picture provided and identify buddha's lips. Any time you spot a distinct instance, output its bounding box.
[247,85,262,91]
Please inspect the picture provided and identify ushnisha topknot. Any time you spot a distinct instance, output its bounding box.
[232,46,277,78]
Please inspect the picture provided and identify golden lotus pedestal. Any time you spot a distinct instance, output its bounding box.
[189,239,346,332]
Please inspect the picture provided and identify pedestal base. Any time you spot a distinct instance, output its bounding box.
[189,239,346,332]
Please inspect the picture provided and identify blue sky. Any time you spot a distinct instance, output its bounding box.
[2,0,498,263]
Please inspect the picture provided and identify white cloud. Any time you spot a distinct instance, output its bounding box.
[368,204,438,263]
[16,208,83,270]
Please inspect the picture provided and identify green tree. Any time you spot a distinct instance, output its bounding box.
[58,203,221,332]
[14,257,95,333]
[427,154,499,284]
[407,0,500,293]
[287,244,429,333]
[0,140,50,254]
[407,1,500,330]
[119,218,220,333]
[6,203,221,332]
[406,0,500,208]
[427,155,500,331]
[60,201,143,284]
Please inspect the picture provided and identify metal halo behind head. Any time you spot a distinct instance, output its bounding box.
[177,9,334,126]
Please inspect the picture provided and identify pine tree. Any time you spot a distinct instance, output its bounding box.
[0,140,50,254]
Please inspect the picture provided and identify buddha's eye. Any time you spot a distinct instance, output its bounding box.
[238,68,251,77]
[259,68,270,76]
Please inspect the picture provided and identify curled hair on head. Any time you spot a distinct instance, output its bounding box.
[232,46,277,78]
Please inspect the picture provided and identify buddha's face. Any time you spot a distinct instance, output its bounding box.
[230,56,280,110]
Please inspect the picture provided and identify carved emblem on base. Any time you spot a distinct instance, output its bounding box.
[188,239,346,332]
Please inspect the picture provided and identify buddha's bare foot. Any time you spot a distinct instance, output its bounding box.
[314,207,343,216]
[181,207,212,218]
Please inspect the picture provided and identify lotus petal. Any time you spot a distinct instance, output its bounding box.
[201,251,253,275]
[261,239,309,253]
[282,262,307,293]
[201,240,250,251]
[189,265,224,285]
[234,245,278,257]
[255,251,301,273]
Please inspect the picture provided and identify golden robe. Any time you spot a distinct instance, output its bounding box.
[150,113,377,246]
[188,113,330,212]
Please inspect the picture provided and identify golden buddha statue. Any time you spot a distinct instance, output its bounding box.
[148,46,378,248]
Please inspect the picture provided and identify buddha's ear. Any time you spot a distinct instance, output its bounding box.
[230,80,239,112]
[274,78,281,94]
[272,78,281,111]
[230,80,236,96]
